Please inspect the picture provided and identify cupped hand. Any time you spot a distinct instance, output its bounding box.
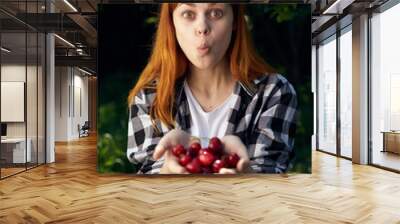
[219,135,251,173]
[153,129,198,174]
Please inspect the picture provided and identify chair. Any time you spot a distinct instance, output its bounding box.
[78,121,90,138]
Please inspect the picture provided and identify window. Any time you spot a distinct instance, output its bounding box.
[317,35,337,154]
[0,1,47,179]
[339,27,352,158]
[371,2,400,171]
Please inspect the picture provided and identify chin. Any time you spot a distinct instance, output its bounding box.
[191,59,215,70]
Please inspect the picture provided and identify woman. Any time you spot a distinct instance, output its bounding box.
[127,3,297,174]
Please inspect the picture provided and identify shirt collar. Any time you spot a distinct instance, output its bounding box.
[175,75,266,105]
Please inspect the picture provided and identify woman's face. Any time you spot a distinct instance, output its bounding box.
[172,3,234,70]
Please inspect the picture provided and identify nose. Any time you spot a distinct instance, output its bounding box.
[195,16,210,36]
[197,27,210,36]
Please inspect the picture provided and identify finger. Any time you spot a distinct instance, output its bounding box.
[164,150,188,174]
[153,139,171,160]
[236,159,250,173]
[218,168,237,174]
[189,136,201,145]
[169,159,188,174]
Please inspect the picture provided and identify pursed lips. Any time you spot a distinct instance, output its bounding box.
[197,43,211,55]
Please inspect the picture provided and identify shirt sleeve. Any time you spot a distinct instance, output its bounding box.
[126,89,166,174]
[249,78,298,173]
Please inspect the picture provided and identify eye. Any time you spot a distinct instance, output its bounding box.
[208,9,223,19]
[182,10,195,20]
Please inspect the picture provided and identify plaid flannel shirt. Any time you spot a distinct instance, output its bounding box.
[127,73,298,174]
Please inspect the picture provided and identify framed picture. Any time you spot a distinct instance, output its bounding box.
[98,3,312,175]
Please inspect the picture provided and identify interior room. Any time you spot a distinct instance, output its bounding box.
[0,0,399,223]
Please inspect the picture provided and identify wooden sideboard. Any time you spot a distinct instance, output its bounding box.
[382,131,400,154]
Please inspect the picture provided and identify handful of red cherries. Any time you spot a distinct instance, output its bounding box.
[171,137,240,174]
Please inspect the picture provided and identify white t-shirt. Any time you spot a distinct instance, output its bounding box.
[183,80,237,147]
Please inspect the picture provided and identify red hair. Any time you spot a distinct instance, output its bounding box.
[128,3,275,129]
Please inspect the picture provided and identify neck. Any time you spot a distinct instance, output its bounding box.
[186,58,234,98]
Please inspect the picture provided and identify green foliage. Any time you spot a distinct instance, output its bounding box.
[290,81,312,173]
[269,5,298,23]
[97,102,137,173]
[145,16,158,25]
[248,4,308,24]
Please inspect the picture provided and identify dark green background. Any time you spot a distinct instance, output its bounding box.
[98,4,312,173]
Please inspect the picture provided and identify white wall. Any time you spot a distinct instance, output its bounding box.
[72,72,89,138]
[55,66,69,141]
[1,66,26,134]
[1,65,39,137]
[1,63,46,164]
[55,66,89,141]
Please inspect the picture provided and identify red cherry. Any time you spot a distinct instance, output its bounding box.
[226,153,240,168]
[172,144,186,157]
[179,154,192,166]
[213,150,223,160]
[208,137,222,155]
[188,142,201,157]
[198,151,216,167]
[186,158,201,173]
[212,159,226,173]
[199,148,210,155]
